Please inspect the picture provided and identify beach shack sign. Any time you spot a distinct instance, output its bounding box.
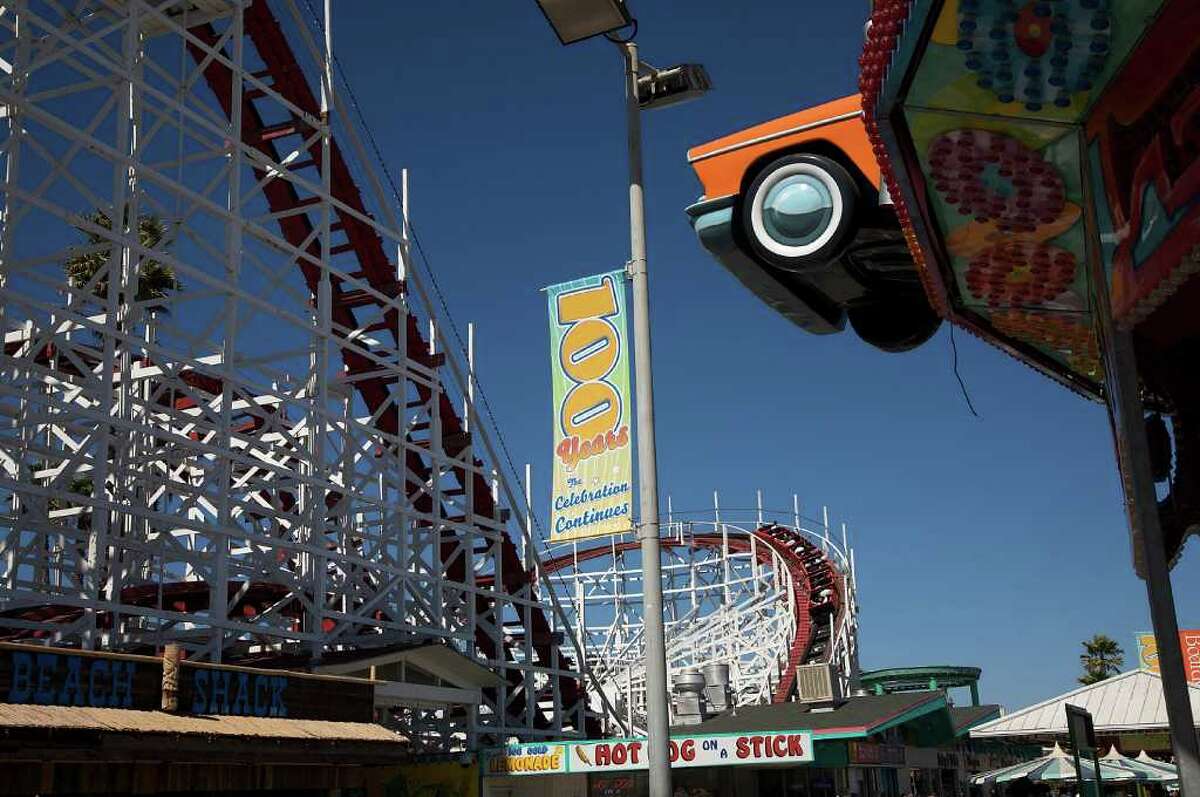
[0,642,374,722]
[484,730,814,776]
[0,646,159,709]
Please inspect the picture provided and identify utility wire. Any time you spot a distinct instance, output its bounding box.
[949,323,980,418]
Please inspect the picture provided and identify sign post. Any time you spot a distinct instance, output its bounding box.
[1066,704,1102,797]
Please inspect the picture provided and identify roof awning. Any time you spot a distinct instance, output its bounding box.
[316,642,503,689]
[313,642,503,710]
[950,705,1003,737]
[971,670,1200,738]
[0,702,406,743]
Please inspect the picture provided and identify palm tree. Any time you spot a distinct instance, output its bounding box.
[54,208,180,568]
[63,209,180,311]
[1079,634,1125,684]
[46,474,94,526]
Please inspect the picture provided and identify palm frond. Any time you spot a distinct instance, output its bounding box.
[62,208,181,311]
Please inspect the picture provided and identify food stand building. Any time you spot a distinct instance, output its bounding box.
[482,691,1027,797]
[0,641,505,796]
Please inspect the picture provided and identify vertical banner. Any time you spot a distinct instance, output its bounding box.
[547,271,634,542]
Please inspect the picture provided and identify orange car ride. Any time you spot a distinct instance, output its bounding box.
[685,94,940,352]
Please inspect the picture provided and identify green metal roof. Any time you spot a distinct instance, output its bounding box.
[950,705,1003,737]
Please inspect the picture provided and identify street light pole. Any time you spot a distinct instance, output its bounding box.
[533,8,706,791]
[621,38,672,797]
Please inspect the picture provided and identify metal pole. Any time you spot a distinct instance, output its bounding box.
[400,167,410,277]
[1085,215,1200,794]
[621,39,671,797]
[1103,328,1200,794]
[465,321,474,432]
[523,463,532,566]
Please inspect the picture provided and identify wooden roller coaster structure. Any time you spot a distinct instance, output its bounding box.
[0,0,602,747]
[540,501,859,735]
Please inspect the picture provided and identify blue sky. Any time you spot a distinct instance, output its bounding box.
[331,1,1199,712]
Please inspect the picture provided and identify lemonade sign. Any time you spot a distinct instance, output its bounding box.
[547,271,634,542]
[484,743,567,776]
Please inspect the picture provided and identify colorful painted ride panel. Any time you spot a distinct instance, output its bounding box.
[904,109,1101,379]
[1084,0,1200,326]
[867,0,1198,391]
[906,0,1163,124]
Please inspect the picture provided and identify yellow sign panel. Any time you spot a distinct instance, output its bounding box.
[485,744,567,776]
[1137,633,1159,673]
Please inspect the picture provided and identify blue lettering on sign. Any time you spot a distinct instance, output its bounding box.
[6,651,136,708]
[229,672,251,715]
[3,651,294,717]
[191,669,287,717]
[192,669,208,713]
[59,655,84,706]
[89,660,109,706]
[254,673,270,716]
[33,654,58,703]
[110,660,134,707]
[8,652,33,702]
[703,739,718,751]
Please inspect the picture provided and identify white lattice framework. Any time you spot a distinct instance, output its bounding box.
[542,497,860,736]
[0,0,598,747]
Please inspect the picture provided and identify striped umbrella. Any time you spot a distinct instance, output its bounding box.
[1100,746,1179,783]
[1133,751,1180,778]
[971,743,1140,785]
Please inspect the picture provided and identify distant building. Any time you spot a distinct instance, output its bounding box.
[970,669,1200,760]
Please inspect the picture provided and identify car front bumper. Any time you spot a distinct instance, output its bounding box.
[686,196,845,335]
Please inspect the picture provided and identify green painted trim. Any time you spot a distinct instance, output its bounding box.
[868,693,947,736]
[685,195,736,219]
[814,740,850,768]
[860,665,982,692]
[953,707,1003,738]
[813,729,872,741]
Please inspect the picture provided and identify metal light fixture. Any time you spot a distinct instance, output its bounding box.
[534,0,632,45]
[637,63,712,111]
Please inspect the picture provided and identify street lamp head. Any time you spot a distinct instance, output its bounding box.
[535,0,633,45]
[637,63,712,111]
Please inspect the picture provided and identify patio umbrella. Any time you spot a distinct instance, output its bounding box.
[971,743,1140,785]
[1135,751,1178,774]
[1100,746,1179,783]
